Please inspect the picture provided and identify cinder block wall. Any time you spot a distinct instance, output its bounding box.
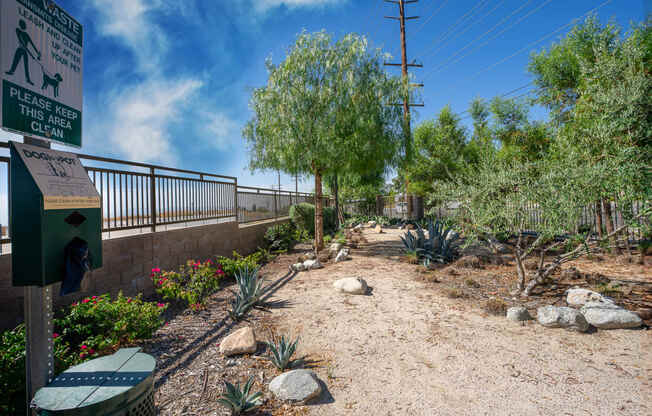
[0,219,287,330]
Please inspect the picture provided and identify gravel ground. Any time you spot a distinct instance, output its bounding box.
[263,227,651,416]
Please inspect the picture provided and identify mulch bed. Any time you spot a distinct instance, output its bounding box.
[141,252,318,415]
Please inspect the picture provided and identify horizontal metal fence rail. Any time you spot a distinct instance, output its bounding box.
[237,185,313,224]
[0,142,240,242]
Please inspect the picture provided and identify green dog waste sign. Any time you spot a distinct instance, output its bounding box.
[1,0,82,147]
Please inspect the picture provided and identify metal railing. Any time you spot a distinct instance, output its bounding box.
[236,186,314,224]
[0,142,321,245]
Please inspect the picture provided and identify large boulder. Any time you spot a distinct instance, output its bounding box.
[506,307,532,322]
[566,288,611,307]
[580,302,643,329]
[269,369,323,403]
[220,327,257,356]
[333,277,367,295]
[537,306,590,332]
[303,259,323,270]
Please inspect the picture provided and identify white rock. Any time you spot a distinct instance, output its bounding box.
[290,263,306,272]
[303,259,323,270]
[566,288,612,307]
[368,221,377,228]
[329,242,343,254]
[354,224,363,231]
[335,248,350,263]
[506,307,532,322]
[269,369,323,402]
[580,302,643,329]
[333,277,367,295]
[220,327,257,356]
[537,306,590,332]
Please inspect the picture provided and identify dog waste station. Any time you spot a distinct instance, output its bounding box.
[3,1,156,414]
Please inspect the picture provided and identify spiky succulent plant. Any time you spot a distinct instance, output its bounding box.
[217,376,262,415]
[235,265,264,304]
[265,334,300,370]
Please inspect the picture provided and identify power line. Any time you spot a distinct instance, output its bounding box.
[415,0,489,60]
[410,0,449,38]
[471,0,614,78]
[422,0,551,80]
[419,0,507,62]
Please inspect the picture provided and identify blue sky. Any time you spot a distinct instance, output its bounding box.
[0,0,647,193]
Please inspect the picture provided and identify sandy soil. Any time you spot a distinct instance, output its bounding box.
[263,228,651,416]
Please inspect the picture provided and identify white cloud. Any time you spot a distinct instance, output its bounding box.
[89,0,168,72]
[108,78,203,164]
[253,0,345,13]
[203,112,241,151]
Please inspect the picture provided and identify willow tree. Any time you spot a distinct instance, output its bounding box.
[243,31,405,250]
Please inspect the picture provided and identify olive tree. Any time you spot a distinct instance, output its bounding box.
[243,31,405,249]
[433,145,644,296]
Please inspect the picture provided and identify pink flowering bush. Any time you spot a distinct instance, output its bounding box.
[56,292,166,358]
[151,260,224,311]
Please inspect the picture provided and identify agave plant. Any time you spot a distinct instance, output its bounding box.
[228,266,265,320]
[235,265,264,305]
[228,292,254,320]
[401,219,459,264]
[265,333,300,370]
[421,220,459,263]
[217,376,262,415]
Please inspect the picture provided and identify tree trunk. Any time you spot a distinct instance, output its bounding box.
[334,173,340,230]
[514,233,526,292]
[595,201,604,238]
[314,168,324,251]
[602,199,620,254]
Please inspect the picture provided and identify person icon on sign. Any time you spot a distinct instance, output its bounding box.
[5,20,41,86]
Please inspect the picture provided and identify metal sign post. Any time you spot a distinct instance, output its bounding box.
[22,136,54,414]
[1,1,84,412]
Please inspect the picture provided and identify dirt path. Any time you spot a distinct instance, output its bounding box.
[263,228,651,416]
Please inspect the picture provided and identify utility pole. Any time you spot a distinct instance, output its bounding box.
[384,0,423,219]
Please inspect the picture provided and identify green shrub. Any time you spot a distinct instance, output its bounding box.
[264,222,296,251]
[293,227,311,243]
[217,251,261,279]
[323,206,336,234]
[58,293,166,356]
[1,325,75,415]
[151,260,223,311]
[290,203,336,236]
[290,203,315,234]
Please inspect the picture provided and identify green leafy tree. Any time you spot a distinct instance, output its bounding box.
[407,106,470,197]
[531,17,650,245]
[243,31,405,249]
[432,146,644,296]
[528,15,620,124]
